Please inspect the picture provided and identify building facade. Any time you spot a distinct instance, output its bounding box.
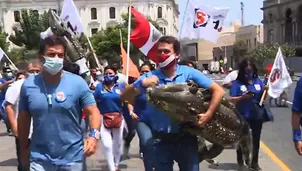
[0,0,179,37]
[235,24,263,52]
[262,0,302,46]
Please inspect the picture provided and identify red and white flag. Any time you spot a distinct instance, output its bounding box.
[268,47,292,98]
[130,7,162,64]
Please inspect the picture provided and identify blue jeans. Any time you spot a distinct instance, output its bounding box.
[30,161,83,171]
[136,121,153,171]
[153,133,199,171]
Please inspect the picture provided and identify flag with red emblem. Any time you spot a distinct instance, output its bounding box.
[179,0,229,43]
[130,7,162,64]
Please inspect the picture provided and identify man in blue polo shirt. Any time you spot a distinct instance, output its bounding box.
[121,36,225,171]
[17,36,101,171]
[292,77,302,155]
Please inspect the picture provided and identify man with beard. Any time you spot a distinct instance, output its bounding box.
[121,36,225,171]
[17,36,101,171]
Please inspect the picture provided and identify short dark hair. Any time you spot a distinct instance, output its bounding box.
[178,59,197,69]
[39,36,66,55]
[157,36,181,55]
[16,70,27,79]
[104,66,118,74]
[139,61,155,71]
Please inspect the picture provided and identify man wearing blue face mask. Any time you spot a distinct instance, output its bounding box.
[0,67,15,135]
[17,36,102,171]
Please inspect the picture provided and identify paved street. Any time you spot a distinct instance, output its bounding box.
[0,122,283,171]
[0,74,300,171]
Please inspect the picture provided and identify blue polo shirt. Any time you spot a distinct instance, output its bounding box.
[19,71,96,165]
[133,93,151,122]
[133,65,213,133]
[230,77,264,119]
[94,83,125,114]
[292,78,302,125]
[0,78,9,104]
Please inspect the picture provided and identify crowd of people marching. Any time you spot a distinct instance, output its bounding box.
[0,34,301,171]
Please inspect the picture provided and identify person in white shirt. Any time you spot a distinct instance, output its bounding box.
[5,60,41,171]
[222,70,239,89]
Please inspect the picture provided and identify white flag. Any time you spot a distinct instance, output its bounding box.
[0,48,4,61]
[40,0,84,39]
[60,0,84,34]
[268,47,292,98]
[179,0,229,43]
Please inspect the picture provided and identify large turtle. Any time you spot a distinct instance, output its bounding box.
[146,83,253,165]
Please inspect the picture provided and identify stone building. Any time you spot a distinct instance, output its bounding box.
[262,0,302,46]
[0,0,179,37]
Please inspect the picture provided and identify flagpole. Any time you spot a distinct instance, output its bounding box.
[0,49,18,71]
[178,0,190,39]
[126,0,132,83]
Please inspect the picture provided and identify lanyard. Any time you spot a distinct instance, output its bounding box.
[42,79,52,106]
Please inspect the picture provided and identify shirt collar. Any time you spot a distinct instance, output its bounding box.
[156,65,184,80]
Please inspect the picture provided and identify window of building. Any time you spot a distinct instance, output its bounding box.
[109,7,116,19]
[91,8,97,20]
[159,27,166,35]
[157,7,162,18]
[91,28,98,35]
[269,13,273,23]
[14,11,21,22]
[268,30,274,44]
[254,38,257,47]
[33,10,39,15]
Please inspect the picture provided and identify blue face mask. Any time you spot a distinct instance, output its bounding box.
[96,75,104,82]
[43,56,64,75]
[246,72,254,79]
[5,72,14,80]
[103,75,117,84]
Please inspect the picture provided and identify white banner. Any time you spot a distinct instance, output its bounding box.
[268,47,292,98]
[179,0,229,43]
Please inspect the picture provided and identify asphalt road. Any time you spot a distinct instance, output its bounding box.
[0,74,300,171]
[259,81,302,171]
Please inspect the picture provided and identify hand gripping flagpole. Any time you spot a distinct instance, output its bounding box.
[125,0,132,84]
[0,48,18,71]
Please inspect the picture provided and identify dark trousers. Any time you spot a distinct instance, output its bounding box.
[124,117,136,148]
[15,137,31,171]
[153,133,199,171]
[237,119,263,164]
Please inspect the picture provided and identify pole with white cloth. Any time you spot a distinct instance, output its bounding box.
[0,48,18,71]
[125,0,132,83]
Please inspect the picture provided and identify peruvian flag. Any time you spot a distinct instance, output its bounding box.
[130,7,162,64]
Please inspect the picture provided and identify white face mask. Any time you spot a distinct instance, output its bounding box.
[43,56,64,75]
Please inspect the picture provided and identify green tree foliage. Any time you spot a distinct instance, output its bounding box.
[0,32,10,52]
[9,9,49,50]
[252,43,296,63]
[90,12,160,65]
[233,40,249,62]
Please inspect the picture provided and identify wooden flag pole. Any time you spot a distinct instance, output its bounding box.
[259,89,267,106]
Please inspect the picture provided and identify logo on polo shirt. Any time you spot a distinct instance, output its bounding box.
[55,91,66,103]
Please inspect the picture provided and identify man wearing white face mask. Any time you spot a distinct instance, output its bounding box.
[17,36,102,171]
[5,60,41,171]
